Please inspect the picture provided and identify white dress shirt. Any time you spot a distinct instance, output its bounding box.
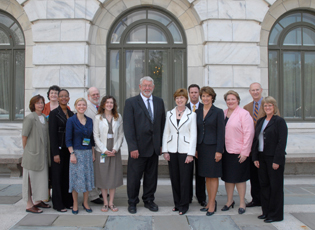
[189,101,200,111]
[140,93,154,119]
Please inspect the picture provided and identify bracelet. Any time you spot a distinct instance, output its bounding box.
[71,152,75,155]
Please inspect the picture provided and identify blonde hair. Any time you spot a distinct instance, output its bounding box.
[173,88,188,101]
[74,98,87,107]
[262,96,279,115]
[224,90,240,105]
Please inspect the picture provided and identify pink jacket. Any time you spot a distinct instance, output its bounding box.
[224,106,254,157]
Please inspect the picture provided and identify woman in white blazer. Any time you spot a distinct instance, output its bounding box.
[93,96,124,212]
[162,88,197,215]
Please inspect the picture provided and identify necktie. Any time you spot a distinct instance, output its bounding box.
[193,104,196,112]
[253,102,258,122]
[96,105,99,110]
[147,99,153,122]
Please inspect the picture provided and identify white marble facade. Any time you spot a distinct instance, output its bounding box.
[0,0,315,158]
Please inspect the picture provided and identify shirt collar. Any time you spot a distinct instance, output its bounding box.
[190,101,199,109]
[140,93,153,102]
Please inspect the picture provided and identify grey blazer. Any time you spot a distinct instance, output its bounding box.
[22,112,50,171]
[85,100,98,121]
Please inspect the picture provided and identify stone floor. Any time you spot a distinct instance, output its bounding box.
[1,176,315,230]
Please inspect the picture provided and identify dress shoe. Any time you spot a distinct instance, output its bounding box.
[221,201,235,211]
[206,201,217,216]
[82,203,93,213]
[91,198,103,204]
[200,207,208,212]
[199,200,207,207]
[72,209,79,215]
[238,207,246,214]
[264,219,282,223]
[128,205,137,214]
[144,201,158,212]
[258,214,267,219]
[246,201,261,208]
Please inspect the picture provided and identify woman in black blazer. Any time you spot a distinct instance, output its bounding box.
[49,89,74,212]
[252,96,288,223]
[196,86,225,216]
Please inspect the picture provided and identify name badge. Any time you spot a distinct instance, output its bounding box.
[100,153,106,163]
[82,138,90,146]
[107,134,113,138]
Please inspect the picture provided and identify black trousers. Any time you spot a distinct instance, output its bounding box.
[249,155,261,204]
[169,153,193,213]
[51,148,73,210]
[127,153,158,205]
[258,153,284,221]
[190,157,206,203]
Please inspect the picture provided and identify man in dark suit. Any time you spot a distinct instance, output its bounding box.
[243,82,264,208]
[123,76,166,214]
[186,84,207,207]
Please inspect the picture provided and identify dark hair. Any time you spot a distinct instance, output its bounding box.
[59,89,69,96]
[173,88,188,101]
[97,96,119,120]
[47,85,61,100]
[29,95,45,112]
[200,86,216,103]
[188,84,200,92]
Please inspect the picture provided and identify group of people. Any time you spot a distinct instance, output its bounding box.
[21,77,288,223]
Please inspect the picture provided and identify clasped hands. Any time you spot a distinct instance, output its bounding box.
[105,149,116,157]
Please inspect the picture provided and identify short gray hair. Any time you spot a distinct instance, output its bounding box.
[249,82,262,90]
[140,76,154,86]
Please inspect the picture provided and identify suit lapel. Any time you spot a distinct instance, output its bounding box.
[137,95,152,123]
[178,108,191,130]
[169,109,178,130]
[248,102,254,117]
[203,105,214,121]
[56,106,67,125]
[264,116,275,130]
[257,104,265,119]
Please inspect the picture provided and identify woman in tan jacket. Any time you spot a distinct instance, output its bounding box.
[22,95,51,213]
[93,96,124,212]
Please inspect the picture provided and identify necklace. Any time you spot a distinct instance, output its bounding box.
[177,107,186,117]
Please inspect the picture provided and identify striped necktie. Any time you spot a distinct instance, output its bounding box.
[253,102,258,122]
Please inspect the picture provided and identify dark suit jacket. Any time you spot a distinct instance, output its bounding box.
[49,106,74,157]
[251,115,288,165]
[186,102,203,111]
[196,105,225,153]
[123,94,166,157]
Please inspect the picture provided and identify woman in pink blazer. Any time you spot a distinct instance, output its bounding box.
[221,90,254,215]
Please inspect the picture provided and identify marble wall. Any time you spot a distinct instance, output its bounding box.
[0,0,314,157]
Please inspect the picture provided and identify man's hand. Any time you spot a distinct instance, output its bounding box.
[54,155,60,164]
[254,160,260,168]
[130,150,139,159]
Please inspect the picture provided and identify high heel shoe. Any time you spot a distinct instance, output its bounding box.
[206,200,217,216]
[238,207,246,214]
[221,201,235,211]
[82,203,93,213]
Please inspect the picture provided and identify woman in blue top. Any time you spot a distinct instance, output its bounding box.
[66,98,95,214]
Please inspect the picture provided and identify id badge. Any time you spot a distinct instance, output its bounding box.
[100,153,106,163]
[82,138,90,146]
[107,134,113,138]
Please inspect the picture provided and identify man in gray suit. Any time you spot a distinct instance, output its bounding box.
[84,87,103,204]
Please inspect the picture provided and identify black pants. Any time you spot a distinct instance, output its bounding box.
[169,153,193,213]
[190,157,206,203]
[249,155,261,204]
[258,153,284,221]
[51,148,73,210]
[127,153,158,205]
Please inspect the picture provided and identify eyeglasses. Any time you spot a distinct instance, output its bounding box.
[264,104,274,108]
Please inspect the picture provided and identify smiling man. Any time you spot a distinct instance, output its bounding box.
[243,82,264,208]
[123,76,166,214]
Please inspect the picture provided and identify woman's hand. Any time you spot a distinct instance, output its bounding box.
[163,153,170,161]
[214,152,222,162]
[195,151,198,159]
[92,152,95,162]
[254,160,260,168]
[70,154,77,164]
[238,154,247,163]
[54,155,60,164]
[185,155,194,164]
[272,163,279,170]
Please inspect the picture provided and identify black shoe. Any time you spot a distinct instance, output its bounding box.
[264,219,282,223]
[258,214,267,219]
[246,201,261,208]
[200,207,208,212]
[238,207,246,214]
[144,201,158,212]
[221,201,235,211]
[206,201,217,216]
[91,198,103,204]
[128,205,137,214]
[199,200,207,207]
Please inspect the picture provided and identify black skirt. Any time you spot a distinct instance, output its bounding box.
[197,143,222,178]
[221,149,250,183]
